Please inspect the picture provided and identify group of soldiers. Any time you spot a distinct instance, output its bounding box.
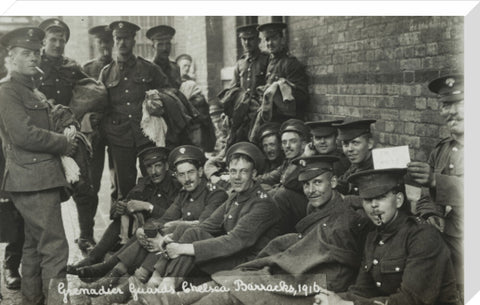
[0,17,464,305]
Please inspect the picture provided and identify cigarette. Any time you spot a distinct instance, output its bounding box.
[35,66,44,75]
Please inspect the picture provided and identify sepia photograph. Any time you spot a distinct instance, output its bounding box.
[0,6,472,305]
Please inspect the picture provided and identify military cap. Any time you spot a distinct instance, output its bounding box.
[146,25,176,41]
[333,118,376,142]
[88,25,113,41]
[293,155,340,182]
[280,119,310,138]
[176,53,192,63]
[237,24,259,38]
[256,122,281,143]
[38,18,70,42]
[257,22,287,36]
[209,104,224,116]
[347,168,406,199]
[137,146,169,166]
[109,21,140,36]
[226,142,265,172]
[0,27,45,50]
[428,74,464,103]
[168,145,206,167]
[305,119,344,137]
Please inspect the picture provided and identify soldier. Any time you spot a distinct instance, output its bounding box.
[139,142,280,291]
[0,27,77,304]
[333,118,376,195]
[257,22,309,123]
[146,25,181,89]
[255,122,284,174]
[303,119,351,178]
[83,25,114,79]
[313,168,460,305]
[67,146,181,279]
[407,74,464,300]
[99,20,171,200]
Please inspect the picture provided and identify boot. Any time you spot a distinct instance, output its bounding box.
[67,256,97,275]
[78,258,118,283]
[3,265,21,290]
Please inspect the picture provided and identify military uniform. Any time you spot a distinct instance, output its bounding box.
[84,56,113,80]
[153,58,181,89]
[338,155,374,195]
[0,27,71,304]
[230,48,269,96]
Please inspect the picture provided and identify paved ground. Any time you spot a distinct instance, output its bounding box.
[0,153,113,305]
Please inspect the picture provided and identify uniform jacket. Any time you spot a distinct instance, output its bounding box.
[37,54,89,106]
[264,155,284,175]
[152,178,228,233]
[338,154,374,196]
[230,49,269,98]
[264,50,308,120]
[153,57,182,89]
[416,137,463,238]
[99,55,170,148]
[83,55,113,80]
[192,182,280,264]
[110,173,181,220]
[257,159,303,193]
[342,211,459,305]
[0,72,69,192]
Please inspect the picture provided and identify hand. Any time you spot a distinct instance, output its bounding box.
[165,243,193,259]
[407,162,436,188]
[313,287,352,305]
[426,215,445,233]
[127,200,150,213]
[115,200,128,216]
[163,234,174,244]
[64,138,78,157]
[145,234,165,252]
[163,220,181,229]
[303,142,316,157]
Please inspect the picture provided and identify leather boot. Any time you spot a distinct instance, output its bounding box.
[3,266,21,290]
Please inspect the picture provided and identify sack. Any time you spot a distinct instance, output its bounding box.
[69,78,108,120]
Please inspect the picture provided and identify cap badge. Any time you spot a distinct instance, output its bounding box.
[179,148,186,154]
[445,77,455,88]
[28,29,34,37]
[54,20,60,25]
[299,160,306,167]
[119,22,124,28]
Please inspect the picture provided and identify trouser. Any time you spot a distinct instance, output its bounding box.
[88,218,123,262]
[4,213,24,271]
[110,144,147,200]
[10,189,69,305]
[269,188,308,234]
[90,134,117,205]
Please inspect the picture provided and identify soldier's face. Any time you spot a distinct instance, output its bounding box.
[43,31,66,58]
[175,161,203,193]
[262,135,281,161]
[177,58,191,78]
[281,132,306,160]
[362,190,404,226]
[146,160,168,184]
[313,133,337,154]
[341,135,373,165]
[153,39,172,59]
[264,33,284,54]
[441,100,464,136]
[8,47,41,76]
[114,33,135,56]
[303,172,337,208]
[240,36,260,53]
[228,158,257,193]
[95,37,113,57]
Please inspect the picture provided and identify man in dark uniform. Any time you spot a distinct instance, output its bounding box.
[37,18,99,252]
[0,27,77,305]
[333,118,376,195]
[314,168,459,305]
[99,20,170,200]
[407,74,464,300]
[83,25,114,79]
[303,119,350,178]
[146,25,181,89]
[257,22,309,123]
[67,146,181,277]
[255,122,284,174]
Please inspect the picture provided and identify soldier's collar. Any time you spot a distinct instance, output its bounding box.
[270,49,288,59]
[116,54,136,67]
[375,210,409,239]
[188,178,208,199]
[245,48,261,60]
[351,153,373,172]
[235,181,263,203]
[10,71,36,90]
[306,190,338,215]
[42,51,64,65]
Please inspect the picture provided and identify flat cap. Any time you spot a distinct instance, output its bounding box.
[38,18,70,42]
[88,25,112,41]
[109,21,140,36]
[226,142,265,172]
[293,155,339,182]
[333,118,376,141]
[146,25,176,41]
[237,24,259,38]
[168,145,206,167]
[257,22,287,36]
[428,74,464,103]
[347,168,407,199]
[137,146,169,166]
[256,122,281,143]
[306,119,343,137]
[0,27,45,50]
[280,119,310,138]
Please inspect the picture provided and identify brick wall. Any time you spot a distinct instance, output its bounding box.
[288,16,463,161]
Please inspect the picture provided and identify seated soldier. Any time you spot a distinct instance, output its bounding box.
[67,146,181,278]
[313,168,460,305]
[130,155,370,305]
[303,119,350,178]
[333,119,376,195]
[255,122,284,174]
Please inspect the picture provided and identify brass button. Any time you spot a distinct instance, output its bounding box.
[125,89,129,93]
[449,164,454,169]
[126,102,131,106]
[452,147,458,152]
[190,198,194,202]
[124,77,128,80]
[157,194,161,197]
[373,259,378,265]
[379,240,384,246]
[56,78,59,82]
[187,212,191,216]
[395,267,400,271]
[56,90,60,94]
[297,234,302,239]
[33,158,37,162]
[128,114,132,118]
[376,282,382,287]
[228,215,233,219]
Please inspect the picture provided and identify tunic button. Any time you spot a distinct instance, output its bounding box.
[247,78,250,81]
[125,89,129,93]
[452,147,458,152]
[376,282,382,287]
[247,88,251,92]
[39,76,43,80]
[124,77,128,80]
[364,265,368,270]
[56,90,60,94]
[379,240,384,245]
[128,114,132,118]
[190,198,194,202]
[33,158,37,162]
[322,223,327,227]
[354,187,358,192]
[41,82,45,86]
[449,164,454,169]
[297,234,302,239]
[157,194,161,197]
[126,102,131,106]
[187,212,191,216]
[234,201,238,205]
[228,215,233,219]
[373,259,378,265]
[55,78,59,82]
[34,105,38,108]
[395,267,400,271]
[247,68,251,71]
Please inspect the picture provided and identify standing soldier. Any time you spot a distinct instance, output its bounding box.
[83,25,114,79]
[256,22,309,123]
[0,27,77,305]
[146,25,181,89]
[99,20,170,200]
[407,74,464,301]
[37,18,98,253]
